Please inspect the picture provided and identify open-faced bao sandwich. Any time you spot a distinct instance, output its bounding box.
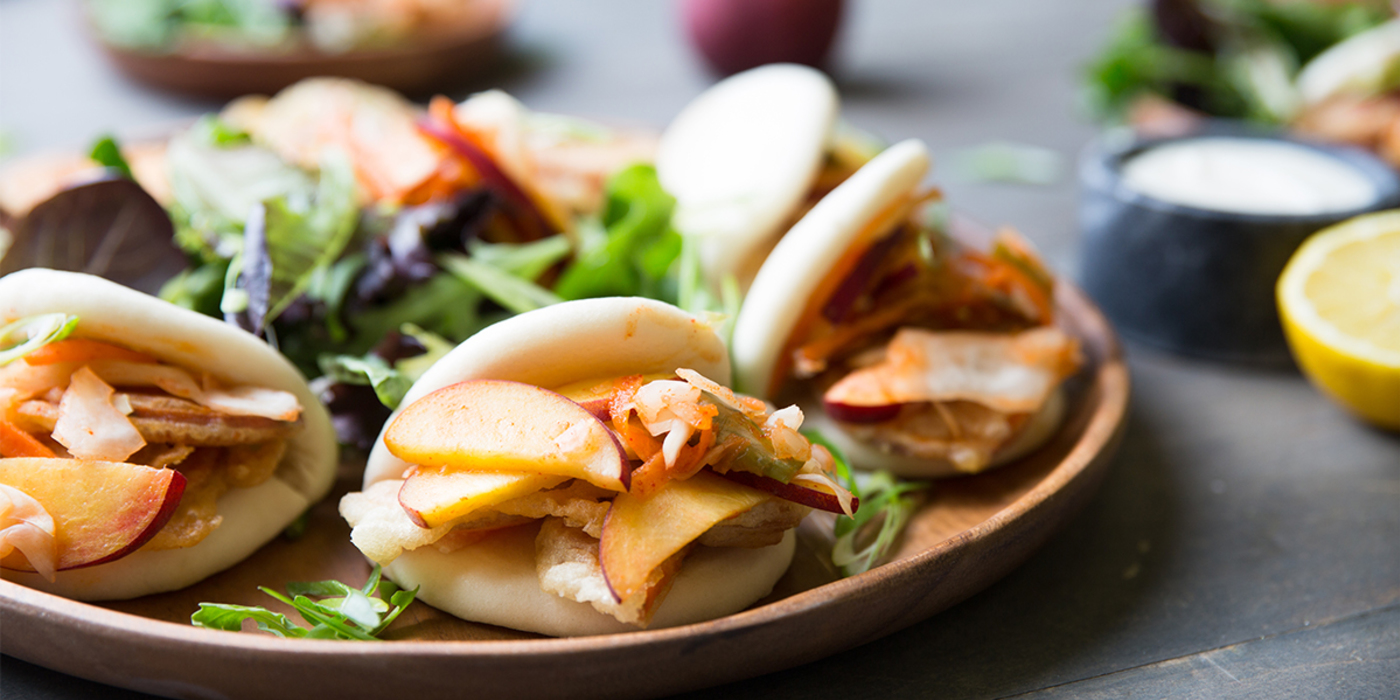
[0,269,337,599]
[733,139,1082,478]
[342,297,856,636]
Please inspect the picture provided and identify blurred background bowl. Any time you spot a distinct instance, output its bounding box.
[89,0,515,98]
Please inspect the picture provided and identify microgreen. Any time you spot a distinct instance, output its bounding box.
[191,565,416,641]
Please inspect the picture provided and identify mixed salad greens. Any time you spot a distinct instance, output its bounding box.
[0,78,926,605]
[1084,0,1391,125]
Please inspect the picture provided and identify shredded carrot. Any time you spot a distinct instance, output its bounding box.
[23,339,154,366]
[608,376,643,426]
[0,419,56,458]
[668,400,718,431]
[627,451,668,499]
[616,414,662,461]
[957,250,1054,323]
[666,429,716,482]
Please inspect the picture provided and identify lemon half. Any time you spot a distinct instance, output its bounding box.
[1278,210,1400,429]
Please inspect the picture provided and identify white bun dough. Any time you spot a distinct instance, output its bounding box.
[388,524,795,637]
[803,388,1067,478]
[362,298,791,636]
[0,269,337,599]
[657,64,838,290]
[732,139,931,398]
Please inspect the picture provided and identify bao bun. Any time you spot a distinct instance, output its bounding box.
[364,297,795,637]
[732,140,1066,478]
[657,63,838,290]
[0,269,337,599]
[733,139,931,399]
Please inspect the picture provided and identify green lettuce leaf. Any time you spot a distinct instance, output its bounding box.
[232,150,359,332]
[439,253,562,315]
[554,164,683,302]
[318,354,411,409]
[88,135,134,180]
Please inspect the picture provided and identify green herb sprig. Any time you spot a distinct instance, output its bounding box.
[191,565,416,641]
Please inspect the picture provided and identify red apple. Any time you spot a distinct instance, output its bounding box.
[715,469,858,515]
[681,0,845,76]
[0,458,185,571]
[399,470,567,529]
[599,470,769,602]
[385,380,632,492]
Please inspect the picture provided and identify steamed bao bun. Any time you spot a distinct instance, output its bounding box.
[657,63,839,293]
[357,297,797,637]
[0,269,337,600]
[731,140,1071,478]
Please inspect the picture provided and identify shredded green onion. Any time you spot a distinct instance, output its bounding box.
[0,314,80,366]
[805,430,929,577]
[830,471,927,577]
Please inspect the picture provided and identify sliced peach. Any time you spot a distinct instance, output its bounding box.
[716,469,859,515]
[599,470,769,602]
[555,377,619,422]
[385,380,631,492]
[0,457,185,571]
[398,469,567,528]
[555,373,677,423]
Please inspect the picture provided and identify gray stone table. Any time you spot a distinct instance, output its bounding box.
[2,0,1397,698]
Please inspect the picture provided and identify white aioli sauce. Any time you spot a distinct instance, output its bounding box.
[1121,137,1377,215]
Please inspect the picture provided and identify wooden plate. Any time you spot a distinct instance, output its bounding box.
[0,281,1128,700]
[93,0,514,98]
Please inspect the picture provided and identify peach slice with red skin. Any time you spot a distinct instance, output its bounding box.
[555,378,619,422]
[385,380,631,492]
[398,470,567,529]
[0,457,185,571]
[599,470,770,602]
[716,469,859,515]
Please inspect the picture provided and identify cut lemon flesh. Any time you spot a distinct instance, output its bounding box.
[1278,210,1400,429]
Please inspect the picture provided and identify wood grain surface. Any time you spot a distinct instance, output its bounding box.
[0,281,1127,700]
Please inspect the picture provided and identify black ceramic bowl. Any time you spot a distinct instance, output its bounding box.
[1078,125,1400,364]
